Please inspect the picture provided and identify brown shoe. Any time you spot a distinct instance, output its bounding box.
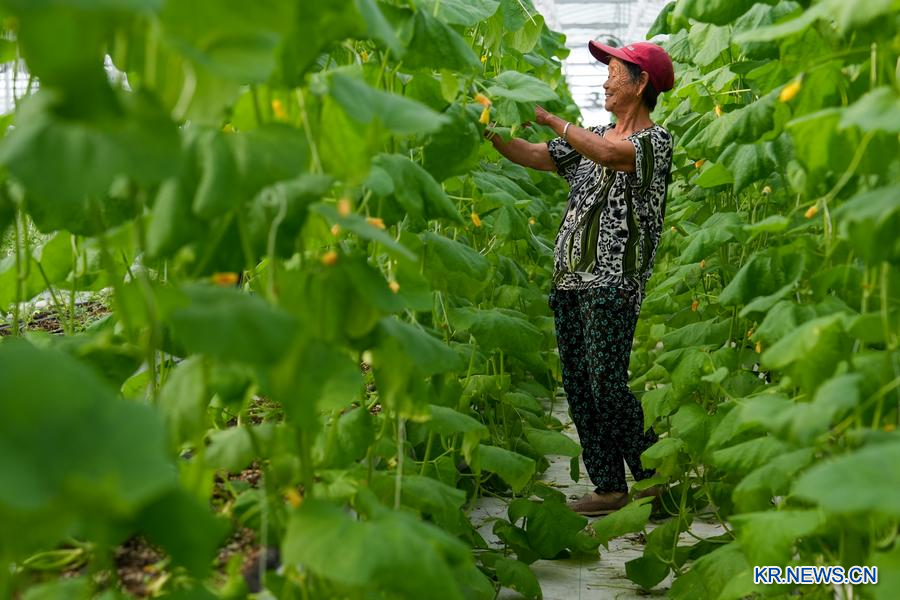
[567,491,628,516]
[632,484,665,500]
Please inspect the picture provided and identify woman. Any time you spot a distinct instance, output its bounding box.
[487,41,675,516]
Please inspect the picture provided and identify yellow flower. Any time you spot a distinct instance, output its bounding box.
[338,198,352,217]
[211,272,239,286]
[746,329,754,339]
[285,488,303,508]
[755,341,763,354]
[691,299,699,312]
[805,204,818,219]
[360,50,369,62]
[474,93,492,107]
[780,80,802,103]
[700,259,706,269]
[471,211,482,228]
[670,226,677,233]
[330,224,341,236]
[762,186,772,195]
[321,251,339,266]
[481,54,488,63]
[714,104,723,117]
[366,217,386,229]
[388,280,400,294]
[528,217,536,225]
[479,106,491,124]
[694,159,706,168]
[272,98,287,121]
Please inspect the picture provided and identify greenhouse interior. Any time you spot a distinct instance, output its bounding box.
[1,0,898,599]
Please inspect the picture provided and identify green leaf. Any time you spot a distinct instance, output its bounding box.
[377,318,463,375]
[421,231,493,299]
[282,499,470,600]
[687,22,731,67]
[161,0,292,83]
[641,437,686,477]
[318,407,374,469]
[157,357,209,447]
[732,448,815,512]
[719,248,805,313]
[1,91,180,235]
[719,142,777,191]
[418,0,500,26]
[310,203,416,260]
[593,499,652,547]
[668,542,749,600]
[403,10,481,73]
[449,307,542,354]
[227,124,311,197]
[168,284,298,365]
[137,488,228,577]
[626,555,670,589]
[423,103,482,181]
[366,153,463,227]
[487,71,558,103]
[477,444,535,492]
[508,498,594,559]
[686,90,778,155]
[494,558,542,600]
[840,87,900,134]
[761,313,849,394]
[835,184,900,263]
[673,0,764,25]
[711,436,788,475]
[0,341,175,559]
[731,510,824,566]
[330,73,450,135]
[793,441,900,517]
[523,428,581,458]
[678,212,744,264]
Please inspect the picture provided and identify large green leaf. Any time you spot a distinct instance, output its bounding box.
[477,444,535,492]
[137,488,229,577]
[592,499,652,547]
[486,71,558,103]
[403,9,481,73]
[731,509,824,566]
[834,184,900,263]
[0,341,175,559]
[508,497,594,558]
[668,542,749,600]
[418,0,500,26]
[167,284,299,365]
[792,441,900,517]
[673,0,767,25]
[761,313,849,394]
[0,91,179,234]
[330,73,450,135]
[282,499,470,599]
[421,231,493,299]
[685,90,778,155]
[376,318,463,375]
[449,307,543,354]
[365,153,463,227]
[161,0,292,83]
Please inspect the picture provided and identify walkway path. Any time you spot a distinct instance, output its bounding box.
[470,397,726,599]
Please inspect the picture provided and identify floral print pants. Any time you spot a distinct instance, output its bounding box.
[549,286,658,493]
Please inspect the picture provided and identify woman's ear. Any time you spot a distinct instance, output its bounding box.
[637,71,650,96]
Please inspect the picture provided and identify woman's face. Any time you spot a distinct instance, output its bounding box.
[603,57,644,115]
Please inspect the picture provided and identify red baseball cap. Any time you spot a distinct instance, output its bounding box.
[588,41,675,93]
